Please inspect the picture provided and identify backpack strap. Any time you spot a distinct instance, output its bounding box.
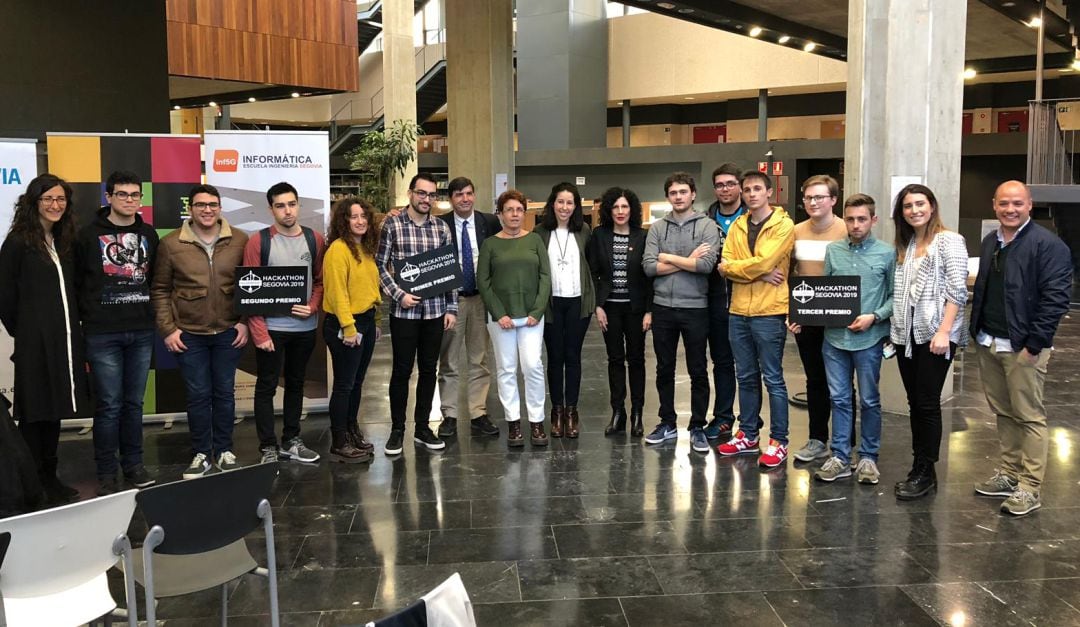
[301,226,318,263]
[259,228,272,266]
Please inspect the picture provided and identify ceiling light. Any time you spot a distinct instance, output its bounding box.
[963,68,977,79]
[208,101,217,107]
[684,97,695,100]
[677,7,694,13]
[778,35,791,44]
[656,2,675,8]
[173,105,180,110]
[1027,17,1042,28]
[248,97,256,102]
[1001,1,1015,6]
[803,42,816,52]
[291,92,300,98]
[749,26,762,37]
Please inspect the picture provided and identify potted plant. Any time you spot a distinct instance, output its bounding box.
[345,119,423,214]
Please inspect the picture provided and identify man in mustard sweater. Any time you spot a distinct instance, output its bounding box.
[716,170,795,468]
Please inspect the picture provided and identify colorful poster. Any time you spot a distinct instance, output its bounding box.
[46,132,203,416]
[0,138,39,400]
[203,131,331,408]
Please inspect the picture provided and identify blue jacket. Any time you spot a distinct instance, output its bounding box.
[969,221,1072,354]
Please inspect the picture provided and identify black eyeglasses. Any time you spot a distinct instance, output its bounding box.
[802,195,831,204]
[714,181,739,190]
[191,201,220,210]
[411,190,437,200]
[111,191,143,201]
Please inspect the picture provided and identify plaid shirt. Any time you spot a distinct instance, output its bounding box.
[376,210,458,319]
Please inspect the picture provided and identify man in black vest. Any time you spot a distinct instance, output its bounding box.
[436,176,501,438]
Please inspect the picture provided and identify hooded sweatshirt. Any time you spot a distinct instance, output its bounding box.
[642,209,720,309]
[74,207,159,334]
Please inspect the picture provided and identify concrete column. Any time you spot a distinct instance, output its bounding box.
[382,0,419,207]
[845,0,967,410]
[758,89,768,143]
[622,100,631,148]
[445,0,514,209]
[516,0,608,150]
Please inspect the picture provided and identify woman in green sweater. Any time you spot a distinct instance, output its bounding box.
[477,190,552,448]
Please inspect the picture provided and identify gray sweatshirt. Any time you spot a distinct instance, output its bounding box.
[642,210,720,309]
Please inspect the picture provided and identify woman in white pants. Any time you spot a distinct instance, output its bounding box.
[476,190,552,448]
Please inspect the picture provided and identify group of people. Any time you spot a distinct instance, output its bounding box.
[0,163,1071,519]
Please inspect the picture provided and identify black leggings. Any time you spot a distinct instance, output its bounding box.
[18,420,61,475]
[544,296,592,406]
[896,339,955,463]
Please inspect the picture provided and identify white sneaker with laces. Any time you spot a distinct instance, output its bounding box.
[183,453,211,480]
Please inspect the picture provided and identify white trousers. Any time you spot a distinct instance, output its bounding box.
[486,319,546,423]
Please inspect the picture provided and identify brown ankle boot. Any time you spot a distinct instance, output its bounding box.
[530,421,549,446]
[550,405,565,438]
[566,406,580,439]
[507,420,524,447]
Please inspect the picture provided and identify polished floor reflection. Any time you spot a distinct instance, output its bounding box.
[64,309,1080,625]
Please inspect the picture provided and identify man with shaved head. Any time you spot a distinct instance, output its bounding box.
[970,180,1072,516]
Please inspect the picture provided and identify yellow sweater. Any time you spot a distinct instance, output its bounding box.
[721,206,795,317]
[322,238,382,337]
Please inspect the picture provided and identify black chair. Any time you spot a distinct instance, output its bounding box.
[133,462,280,626]
[0,530,9,626]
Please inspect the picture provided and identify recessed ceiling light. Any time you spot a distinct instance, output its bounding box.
[173,105,180,110]
[656,2,675,8]
[1027,17,1042,28]
[963,68,977,79]
[208,101,217,107]
[684,96,695,100]
[749,26,762,37]
[1002,1,1016,6]
[803,42,817,52]
[291,92,300,98]
[778,35,791,44]
[677,7,694,13]
[248,97,256,102]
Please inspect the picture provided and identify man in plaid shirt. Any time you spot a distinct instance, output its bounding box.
[377,172,458,455]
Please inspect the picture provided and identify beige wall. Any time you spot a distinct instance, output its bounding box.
[605,124,689,147]
[608,13,847,102]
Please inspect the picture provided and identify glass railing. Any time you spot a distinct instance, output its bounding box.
[1027,98,1080,186]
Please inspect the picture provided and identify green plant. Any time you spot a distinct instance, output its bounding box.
[345,119,423,213]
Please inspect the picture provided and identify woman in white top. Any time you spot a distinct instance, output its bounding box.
[889,183,969,501]
[533,182,596,439]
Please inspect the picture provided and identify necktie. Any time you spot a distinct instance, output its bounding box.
[461,220,476,293]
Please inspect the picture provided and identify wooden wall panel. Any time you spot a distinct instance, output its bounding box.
[166,0,358,92]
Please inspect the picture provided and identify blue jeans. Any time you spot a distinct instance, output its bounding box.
[174,329,243,456]
[729,314,789,444]
[822,339,884,463]
[87,330,155,477]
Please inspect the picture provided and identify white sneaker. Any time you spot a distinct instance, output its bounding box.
[183,453,211,480]
[216,450,240,472]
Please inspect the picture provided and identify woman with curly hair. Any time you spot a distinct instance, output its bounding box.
[0,173,90,504]
[587,187,652,437]
[322,197,383,463]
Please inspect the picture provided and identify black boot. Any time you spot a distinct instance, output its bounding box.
[895,459,937,500]
[629,407,644,437]
[604,407,627,436]
[40,471,78,505]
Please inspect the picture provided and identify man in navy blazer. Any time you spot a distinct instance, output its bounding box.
[970,180,1072,516]
[436,176,502,438]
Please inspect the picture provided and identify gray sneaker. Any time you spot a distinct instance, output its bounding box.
[975,469,1019,497]
[855,458,880,485]
[794,439,830,462]
[814,456,852,482]
[216,451,241,472]
[1001,488,1041,516]
[260,446,279,464]
[183,453,211,480]
[280,437,320,463]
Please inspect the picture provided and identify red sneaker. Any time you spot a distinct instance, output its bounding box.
[759,440,789,468]
[717,430,760,456]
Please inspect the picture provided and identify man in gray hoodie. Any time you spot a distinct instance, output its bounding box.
[642,172,721,453]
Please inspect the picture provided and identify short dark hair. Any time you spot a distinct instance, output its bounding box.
[106,170,142,195]
[409,171,437,190]
[188,183,221,202]
[711,163,741,182]
[663,172,696,195]
[447,176,474,195]
[844,193,876,217]
[539,182,585,232]
[266,181,298,206]
[740,169,772,190]
[598,187,643,229]
[496,189,527,212]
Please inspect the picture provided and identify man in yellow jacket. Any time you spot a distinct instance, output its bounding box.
[716,170,795,468]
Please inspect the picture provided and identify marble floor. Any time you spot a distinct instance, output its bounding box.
[57,309,1080,625]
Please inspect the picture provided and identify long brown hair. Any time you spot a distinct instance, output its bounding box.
[328,196,379,262]
[892,183,947,263]
[7,173,78,259]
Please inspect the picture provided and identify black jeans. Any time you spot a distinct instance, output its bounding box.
[794,325,832,442]
[652,304,710,429]
[19,420,61,476]
[896,339,956,463]
[254,329,317,447]
[601,302,646,410]
[707,297,736,425]
[389,315,445,432]
[324,312,378,435]
[544,296,592,406]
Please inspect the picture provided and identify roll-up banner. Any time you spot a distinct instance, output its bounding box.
[46,132,203,417]
[0,138,39,400]
[203,131,331,410]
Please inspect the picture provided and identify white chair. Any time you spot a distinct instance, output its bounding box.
[0,490,138,627]
[367,572,476,627]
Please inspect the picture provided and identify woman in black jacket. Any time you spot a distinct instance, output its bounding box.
[0,173,90,505]
[587,187,653,437]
